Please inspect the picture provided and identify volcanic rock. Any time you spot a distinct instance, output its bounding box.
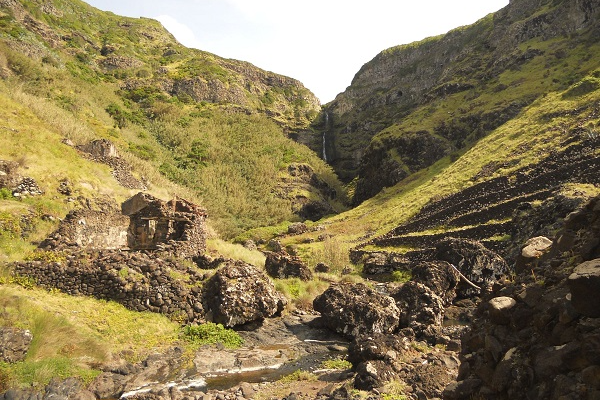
[313,282,400,339]
[202,260,286,327]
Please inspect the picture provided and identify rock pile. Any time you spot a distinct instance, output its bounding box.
[0,327,33,363]
[11,177,43,197]
[445,195,600,400]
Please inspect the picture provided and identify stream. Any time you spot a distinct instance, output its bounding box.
[119,316,349,399]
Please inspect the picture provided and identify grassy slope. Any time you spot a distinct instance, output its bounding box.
[0,0,347,238]
[280,70,600,253]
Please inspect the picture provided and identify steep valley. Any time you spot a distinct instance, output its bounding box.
[0,0,599,400]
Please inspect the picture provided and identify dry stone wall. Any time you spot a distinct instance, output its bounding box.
[14,250,206,323]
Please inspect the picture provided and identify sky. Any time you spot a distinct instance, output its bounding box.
[84,0,510,103]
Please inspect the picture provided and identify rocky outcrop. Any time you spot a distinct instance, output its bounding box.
[446,195,600,399]
[202,261,286,327]
[0,327,33,363]
[315,0,600,202]
[263,251,313,281]
[312,282,400,339]
[276,163,337,222]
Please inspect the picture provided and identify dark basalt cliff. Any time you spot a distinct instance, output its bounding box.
[308,0,600,203]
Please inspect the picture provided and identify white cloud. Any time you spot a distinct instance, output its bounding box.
[156,14,204,49]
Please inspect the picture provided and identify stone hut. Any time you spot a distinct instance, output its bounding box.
[121,192,207,258]
[77,139,118,158]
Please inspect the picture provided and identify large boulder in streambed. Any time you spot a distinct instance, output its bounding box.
[313,282,400,339]
[435,238,509,296]
[202,260,287,327]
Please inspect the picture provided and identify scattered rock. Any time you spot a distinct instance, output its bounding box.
[515,236,553,273]
[488,296,517,325]
[287,222,308,235]
[12,177,43,197]
[353,359,397,391]
[0,327,33,363]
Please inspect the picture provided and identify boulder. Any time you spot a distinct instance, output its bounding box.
[313,282,400,339]
[488,296,517,325]
[390,281,445,335]
[568,258,600,317]
[515,236,553,273]
[435,238,509,296]
[411,261,460,305]
[263,251,313,281]
[287,222,308,235]
[347,333,408,366]
[353,360,398,391]
[0,327,33,363]
[314,262,330,273]
[202,260,286,327]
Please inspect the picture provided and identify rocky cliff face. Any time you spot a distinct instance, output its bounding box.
[313,0,600,202]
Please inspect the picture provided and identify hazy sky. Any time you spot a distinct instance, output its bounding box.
[85,0,509,103]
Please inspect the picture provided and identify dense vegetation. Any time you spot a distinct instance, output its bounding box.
[0,0,599,394]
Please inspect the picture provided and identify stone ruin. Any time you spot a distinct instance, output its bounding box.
[41,192,208,258]
[75,139,146,190]
[122,192,207,258]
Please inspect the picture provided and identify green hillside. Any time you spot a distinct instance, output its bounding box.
[0,0,345,239]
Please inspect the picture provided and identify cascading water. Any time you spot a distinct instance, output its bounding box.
[322,112,329,162]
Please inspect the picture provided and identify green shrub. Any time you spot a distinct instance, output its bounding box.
[182,323,243,348]
[390,270,412,283]
[0,188,13,200]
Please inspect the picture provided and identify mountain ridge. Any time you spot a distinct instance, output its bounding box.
[309,0,600,204]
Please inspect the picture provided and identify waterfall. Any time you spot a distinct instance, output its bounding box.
[322,112,329,162]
